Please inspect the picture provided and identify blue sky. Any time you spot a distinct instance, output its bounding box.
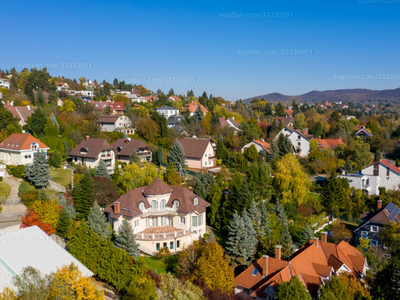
[1,0,399,101]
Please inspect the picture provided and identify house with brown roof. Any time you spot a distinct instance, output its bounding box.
[97,115,133,133]
[354,200,399,247]
[104,177,210,255]
[275,126,313,156]
[219,116,241,132]
[313,137,344,150]
[355,126,374,142]
[68,136,115,173]
[235,234,367,299]
[90,101,124,115]
[362,159,400,191]
[0,133,49,165]
[179,138,216,170]
[4,101,36,126]
[241,139,270,155]
[183,101,208,116]
[112,138,152,163]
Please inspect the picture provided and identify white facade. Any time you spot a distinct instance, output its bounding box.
[72,149,115,173]
[98,116,132,132]
[154,107,179,119]
[241,141,268,155]
[275,127,310,156]
[362,161,400,191]
[0,79,10,89]
[339,173,380,195]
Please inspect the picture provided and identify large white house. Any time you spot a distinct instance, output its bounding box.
[0,133,49,165]
[105,177,210,255]
[0,78,10,89]
[97,115,132,132]
[339,172,380,195]
[274,126,313,156]
[362,159,400,191]
[154,106,179,119]
[68,136,115,173]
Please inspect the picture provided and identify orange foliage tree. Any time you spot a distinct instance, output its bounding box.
[21,211,55,234]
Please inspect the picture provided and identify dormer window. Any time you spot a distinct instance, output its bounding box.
[194,197,199,206]
[139,202,145,212]
[173,200,180,210]
[80,147,88,155]
[31,142,38,151]
[151,200,158,211]
[117,146,123,152]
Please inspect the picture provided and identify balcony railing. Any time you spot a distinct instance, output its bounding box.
[140,207,178,217]
[136,228,195,241]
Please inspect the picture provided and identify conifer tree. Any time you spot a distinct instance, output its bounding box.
[157,147,164,165]
[57,209,70,239]
[129,150,140,164]
[50,150,62,168]
[28,107,47,137]
[36,88,45,106]
[207,179,222,229]
[300,225,314,246]
[95,159,110,178]
[114,219,140,258]
[278,133,293,156]
[279,223,295,259]
[259,202,272,238]
[57,194,77,219]
[72,171,93,220]
[25,150,50,189]
[216,137,228,162]
[248,200,265,239]
[226,211,257,264]
[168,139,187,177]
[192,105,204,125]
[87,202,112,239]
[48,90,57,105]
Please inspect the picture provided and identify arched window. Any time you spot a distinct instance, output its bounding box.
[194,197,199,206]
[31,142,38,151]
[173,200,180,210]
[139,202,145,212]
[160,200,166,211]
[151,200,158,211]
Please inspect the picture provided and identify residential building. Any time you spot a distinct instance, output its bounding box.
[219,116,241,131]
[0,226,93,290]
[339,172,380,195]
[313,137,344,150]
[112,138,152,163]
[179,138,216,170]
[0,164,6,178]
[104,177,210,255]
[0,78,10,89]
[167,115,184,131]
[154,106,179,119]
[183,101,208,116]
[354,200,399,247]
[235,235,367,299]
[275,126,313,156]
[241,139,270,155]
[362,159,400,191]
[355,126,374,141]
[69,136,115,173]
[97,115,132,132]
[55,82,69,91]
[284,109,294,117]
[168,96,180,101]
[0,133,49,165]
[126,94,147,103]
[4,101,36,126]
[90,101,125,115]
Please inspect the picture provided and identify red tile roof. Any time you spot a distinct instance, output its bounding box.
[90,101,124,111]
[253,139,270,153]
[0,133,49,151]
[380,159,400,175]
[183,101,208,113]
[313,137,344,149]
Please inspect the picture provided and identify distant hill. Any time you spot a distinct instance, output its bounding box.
[243,88,400,104]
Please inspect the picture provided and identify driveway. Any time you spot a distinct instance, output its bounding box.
[1,177,27,214]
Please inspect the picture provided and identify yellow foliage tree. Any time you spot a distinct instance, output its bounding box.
[120,162,158,193]
[0,287,17,299]
[60,100,76,113]
[338,273,370,299]
[31,200,62,231]
[50,263,104,299]
[21,100,31,106]
[193,241,235,294]
[275,154,311,207]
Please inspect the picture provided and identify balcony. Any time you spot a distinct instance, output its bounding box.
[140,207,179,217]
[136,226,194,241]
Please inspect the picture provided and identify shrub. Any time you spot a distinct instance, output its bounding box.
[7,165,25,178]
[21,190,39,209]
[379,187,386,195]
[157,247,171,259]
[18,182,34,196]
[0,176,2,181]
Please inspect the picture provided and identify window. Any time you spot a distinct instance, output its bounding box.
[370,240,378,247]
[156,243,160,251]
[361,231,368,238]
[297,142,301,146]
[134,220,139,227]
[146,218,150,228]
[205,154,207,157]
[387,167,390,179]
[151,200,158,211]
[152,217,158,226]
[160,200,166,211]
[252,268,258,276]
[170,241,174,250]
[104,159,111,166]
[180,217,185,224]
[297,135,301,140]
[161,216,167,226]
[163,242,167,248]
[173,200,180,210]
[371,225,379,232]
[198,215,202,226]
[204,161,207,166]
[168,216,172,226]
[192,216,198,227]
[194,197,199,206]
[373,164,379,176]
[177,240,180,249]
[139,202,145,212]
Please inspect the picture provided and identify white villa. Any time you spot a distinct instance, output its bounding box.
[362,159,400,191]
[274,126,313,157]
[154,106,179,119]
[339,172,380,195]
[105,177,210,255]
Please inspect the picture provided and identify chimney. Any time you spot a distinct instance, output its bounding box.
[114,202,120,214]
[275,245,282,260]
[377,199,382,210]
[6,100,10,106]
[27,105,30,111]
[303,128,308,135]
[313,237,319,247]
[85,135,90,141]
[321,232,328,243]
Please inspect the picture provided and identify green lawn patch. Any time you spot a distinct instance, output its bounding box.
[144,257,167,274]
[45,189,60,197]
[50,168,71,187]
[0,181,11,200]
[308,193,320,201]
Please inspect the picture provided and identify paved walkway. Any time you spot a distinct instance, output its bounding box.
[1,177,27,214]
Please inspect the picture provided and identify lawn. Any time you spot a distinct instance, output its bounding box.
[50,168,71,187]
[308,192,321,201]
[0,181,11,200]
[45,189,60,197]
[144,257,167,274]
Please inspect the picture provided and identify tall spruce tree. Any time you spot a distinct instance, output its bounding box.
[72,170,93,220]
[24,151,50,189]
[207,179,223,229]
[259,202,272,238]
[168,139,187,177]
[321,173,349,219]
[279,223,295,259]
[248,200,265,239]
[300,225,314,246]
[36,88,45,106]
[192,105,204,125]
[278,134,293,156]
[57,209,70,239]
[48,90,57,105]
[216,137,228,162]
[57,194,77,219]
[28,107,47,137]
[95,159,110,178]
[87,202,112,239]
[267,141,279,166]
[157,147,164,165]
[226,211,257,264]
[129,150,140,164]
[114,219,140,258]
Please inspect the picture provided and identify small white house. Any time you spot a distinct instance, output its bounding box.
[154,107,179,119]
[0,78,10,89]
[339,172,380,195]
[97,115,132,132]
[362,159,400,191]
[241,139,270,155]
[274,126,313,156]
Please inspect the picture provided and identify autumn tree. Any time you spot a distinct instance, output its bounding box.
[319,276,351,300]
[274,154,310,207]
[164,162,182,185]
[329,220,352,243]
[92,176,119,207]
[11,266,53,300]
[159,273,204,300]
[379,221,400,254]
[136,117,159,142]
[338,274,370,300]
[119,162,157,193]
[275,276,312,300]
